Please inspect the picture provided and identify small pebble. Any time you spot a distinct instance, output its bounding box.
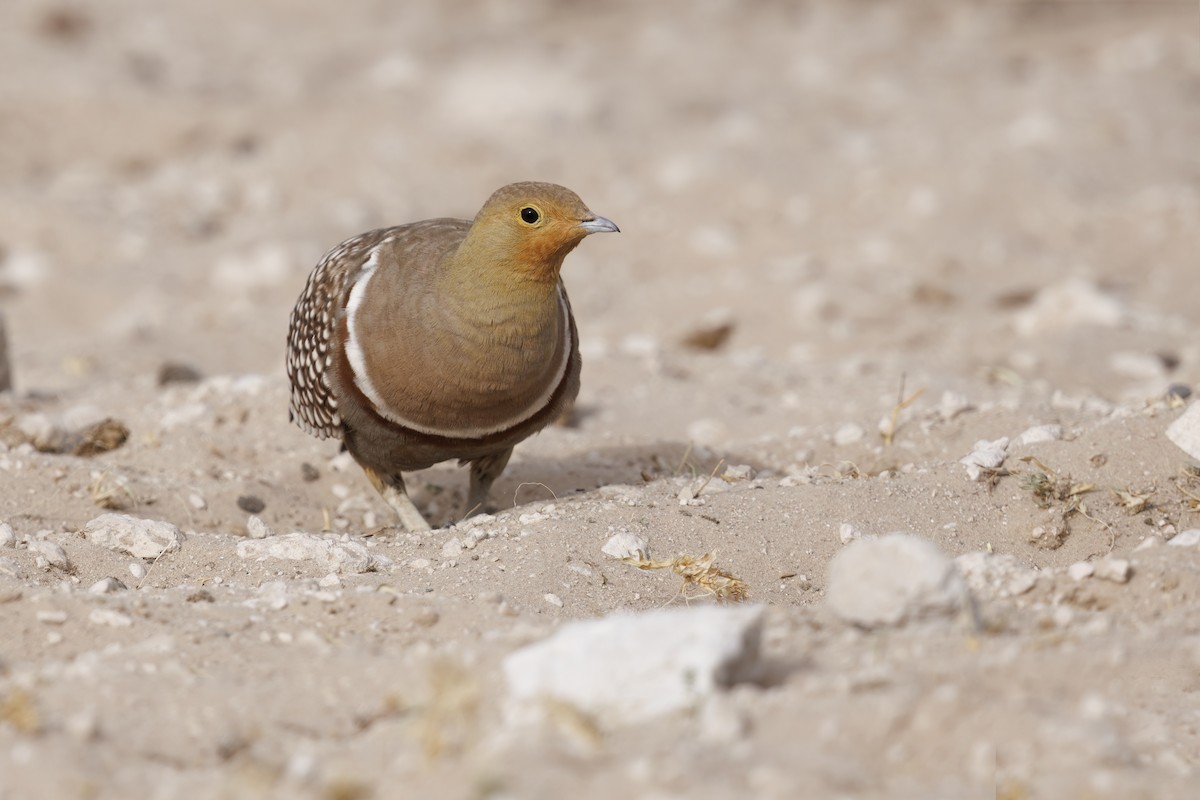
[1068,561,1095,581]
[722,464,754,481]
[960,438,1009,481]
[1167,529,1200,547]
[411,608,440,627]
[838,523,864,545]
[441,538,464,558]
[1166,383,1191,402]
[544,593,564,608]
[29,538,70,570]
[318,573,341,589]
[0,522,15,548]
[602,531,649,561]
[89,608,133,627]
[1018,424,1063,445]
[1167,403,1200,461]
[246,515,272,539]
[300,463,320,482]
[826,533,968,628]
[128,562,147,579]
[37,609,68,624]
[88,577,127,594]
[1094,558,1131,584]
[82,514,183,559]
[188,493,207,511]
[156,361,204,386]
[237,495,266,514]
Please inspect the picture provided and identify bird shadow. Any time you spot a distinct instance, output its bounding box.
[407,440,769,527]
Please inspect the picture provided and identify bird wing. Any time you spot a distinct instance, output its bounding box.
[286,220,469,439]
[286,227,397,439]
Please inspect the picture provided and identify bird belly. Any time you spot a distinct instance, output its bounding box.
[345,282,572,441]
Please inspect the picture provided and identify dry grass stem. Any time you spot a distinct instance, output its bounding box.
[687,459,726,500]
[1111,487,1153,515]
[623,550,748,602]
[88,470,137,510]
[513,482,559,509]
[881,375,926,446]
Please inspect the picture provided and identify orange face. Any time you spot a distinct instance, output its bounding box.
[468,182,619,282]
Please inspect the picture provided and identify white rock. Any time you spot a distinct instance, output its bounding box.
[503,605,764,726]
[1018,424,1063,446]
[236,533,383,574]
[722,464,754,481]
[1133,536,1163,551]
[833,423,865,446]
[16,413,55,443]
[441,538,464,558]
[602,532,649,561]
[955,552,1038,598]
[81,514,184,560]
[318,573,341,589]
[246,515,272,540]
[187,493,207,511]
[677,485,705,507]
[1167,529,1200,547]
[1166,403,1200,460]
[1012,278,1125,337]
[88,577,126,594]
[1094,558,1131,584]
[1068,561,1095,581]
[543,593,564,608]
[826,534,968,627]
[128,562,147,580]
[37,609,68,624]
[838,523,864,545]
[29,539,70,570]
[0,522,15,548]
[0,557,25,580]
[959,437,1009,481]
[89,609,133,627]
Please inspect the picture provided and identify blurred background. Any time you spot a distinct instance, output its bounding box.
[1,0,1197,409]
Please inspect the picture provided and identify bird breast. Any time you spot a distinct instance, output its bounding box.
[341,249,572,440]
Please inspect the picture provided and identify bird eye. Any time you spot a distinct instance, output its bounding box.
[520,206,540,224]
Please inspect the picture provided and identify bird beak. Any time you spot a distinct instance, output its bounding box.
[578,215,620,235]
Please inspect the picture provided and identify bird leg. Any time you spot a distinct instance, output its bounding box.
[465,448,513,519]
[362,465,431,532]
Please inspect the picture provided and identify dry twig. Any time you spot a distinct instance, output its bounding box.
[623,550,748,602]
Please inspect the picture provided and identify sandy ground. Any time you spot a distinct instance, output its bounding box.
[2,0,1200,797]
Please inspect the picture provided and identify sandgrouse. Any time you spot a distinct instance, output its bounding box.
[286,182,618,531]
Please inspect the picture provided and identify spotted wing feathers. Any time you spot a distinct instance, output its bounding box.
[285,229,392,439]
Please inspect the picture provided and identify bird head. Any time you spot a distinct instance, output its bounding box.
[462,182,619,284]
